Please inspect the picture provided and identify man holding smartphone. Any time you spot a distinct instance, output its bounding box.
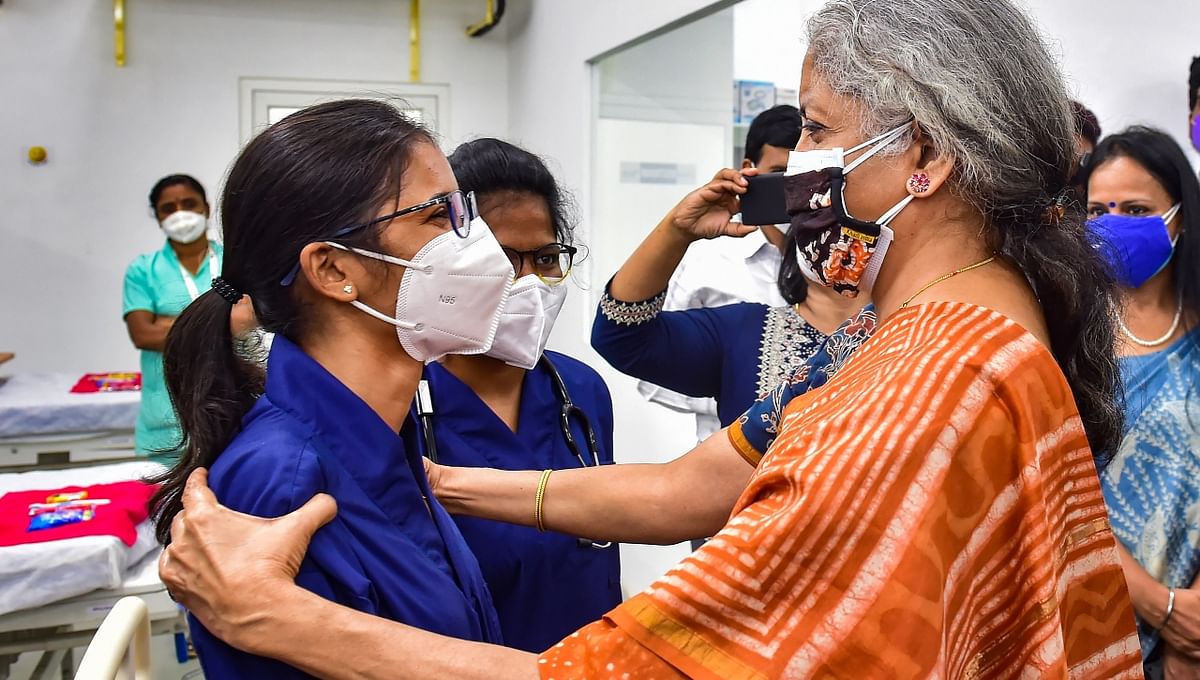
[635,105,800,443]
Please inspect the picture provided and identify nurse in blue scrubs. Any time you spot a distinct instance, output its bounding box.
[147,100,512,678]
[421,139,621,653]
[122,174,220,461]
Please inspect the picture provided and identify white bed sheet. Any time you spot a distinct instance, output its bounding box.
[0,461,164,616]
[0,373,140,438]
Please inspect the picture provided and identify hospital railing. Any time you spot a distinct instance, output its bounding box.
[73,597,151,680]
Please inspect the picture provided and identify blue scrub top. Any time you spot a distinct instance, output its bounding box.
[422,350,621,653]
[592,300,776,427]
[122,240,222,459]
[192,336,502,679]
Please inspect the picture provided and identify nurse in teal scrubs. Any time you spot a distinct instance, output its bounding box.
[122,174,221,461]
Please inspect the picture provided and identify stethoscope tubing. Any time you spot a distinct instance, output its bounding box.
[417,356,611,549]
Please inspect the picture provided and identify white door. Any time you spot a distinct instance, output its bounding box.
[238,77,449,142]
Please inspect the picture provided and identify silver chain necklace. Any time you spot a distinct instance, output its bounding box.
[1119,298,1183,348]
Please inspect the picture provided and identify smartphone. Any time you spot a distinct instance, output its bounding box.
[740,172,789,226]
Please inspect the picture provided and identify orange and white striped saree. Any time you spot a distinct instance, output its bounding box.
[540,302,1141,679]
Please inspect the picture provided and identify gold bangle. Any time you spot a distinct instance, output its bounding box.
[534,469,553,532]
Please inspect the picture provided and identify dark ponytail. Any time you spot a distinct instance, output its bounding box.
[972,86,1124,468]
[149,99,433,545]
[989,198,1123,467]
[151,290,264,533]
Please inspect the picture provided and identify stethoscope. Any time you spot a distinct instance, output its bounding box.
[416,355,611,549]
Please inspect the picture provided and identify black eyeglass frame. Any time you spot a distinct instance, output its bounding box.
[500,243,578,285]
[280,190,478,286]
[343,190,477,240]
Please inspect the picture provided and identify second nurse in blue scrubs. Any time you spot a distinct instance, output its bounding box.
[148,101,509,678]
[422,138,621,653]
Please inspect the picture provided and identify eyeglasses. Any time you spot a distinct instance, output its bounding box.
[340,190,477,240]
[279,190,477,286]
[501,243,577,285]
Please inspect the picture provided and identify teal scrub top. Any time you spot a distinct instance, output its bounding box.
[122,239,222,459]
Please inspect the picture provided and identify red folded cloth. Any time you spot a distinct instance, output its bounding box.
[0,481,158,547]
[70,372,142,393]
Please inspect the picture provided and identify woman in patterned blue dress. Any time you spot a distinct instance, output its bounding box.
[590,168,865,431]
[1083,126,1200,677]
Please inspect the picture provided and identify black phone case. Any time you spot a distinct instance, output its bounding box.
[740,172,789,226]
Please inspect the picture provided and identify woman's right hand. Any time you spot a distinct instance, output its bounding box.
[667,168,759,241]
[1163,587,1200,661]
[423,458,447,500]
[230,295,259,337]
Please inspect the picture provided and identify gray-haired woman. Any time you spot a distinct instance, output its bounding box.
[156,0,1142,676]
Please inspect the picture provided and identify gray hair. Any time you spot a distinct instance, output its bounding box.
[806,0,1126,467]
[806,0,1076,219]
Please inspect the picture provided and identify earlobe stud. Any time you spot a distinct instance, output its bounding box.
[907,172,931,194]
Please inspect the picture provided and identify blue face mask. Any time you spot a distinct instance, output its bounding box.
[1087,204,1181,288]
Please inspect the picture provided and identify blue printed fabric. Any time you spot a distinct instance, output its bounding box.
[1100,328,1200,665]
[734,305,878,458]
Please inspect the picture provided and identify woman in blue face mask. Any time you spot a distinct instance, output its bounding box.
[1083,125,1200,677]
[423,138,621,653]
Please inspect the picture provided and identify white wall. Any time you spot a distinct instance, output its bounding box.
[1025,0,1199,161]
[592,8,734,297]
[733,0,810,89]
[730,0,1200,161]
[0,0,510,374]
[598,8,733,126]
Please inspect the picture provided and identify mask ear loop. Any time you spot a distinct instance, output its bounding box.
[323,241,427,331]
[877,194,916,227]
[837,123,916,225]
[348,300,421,331]
[1164,204,1182,226]
[1164,204,1183,248]
[843,124,912,175]
[324,241,433,273]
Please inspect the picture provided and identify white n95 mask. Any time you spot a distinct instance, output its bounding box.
[486,275,569,370]
[327,217,515,363]
[161,210,208,244]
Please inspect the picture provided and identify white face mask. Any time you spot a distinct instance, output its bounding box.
[161,210,208,244]
[783,124,911,296]
[485,275,569,370]
[328,217,515,363]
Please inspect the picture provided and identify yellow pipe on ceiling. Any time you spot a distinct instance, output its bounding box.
[114,0,126,67]
[466,0,496,37]
[409,0,420,82]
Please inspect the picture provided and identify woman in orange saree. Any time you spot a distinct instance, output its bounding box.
[155,0,1142,676]
[540,301,1139,678]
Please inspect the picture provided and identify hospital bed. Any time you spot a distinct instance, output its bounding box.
[0,462,186,680]
[0,374,141,471]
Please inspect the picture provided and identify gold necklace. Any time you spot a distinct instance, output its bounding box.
[900,256,996,309]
